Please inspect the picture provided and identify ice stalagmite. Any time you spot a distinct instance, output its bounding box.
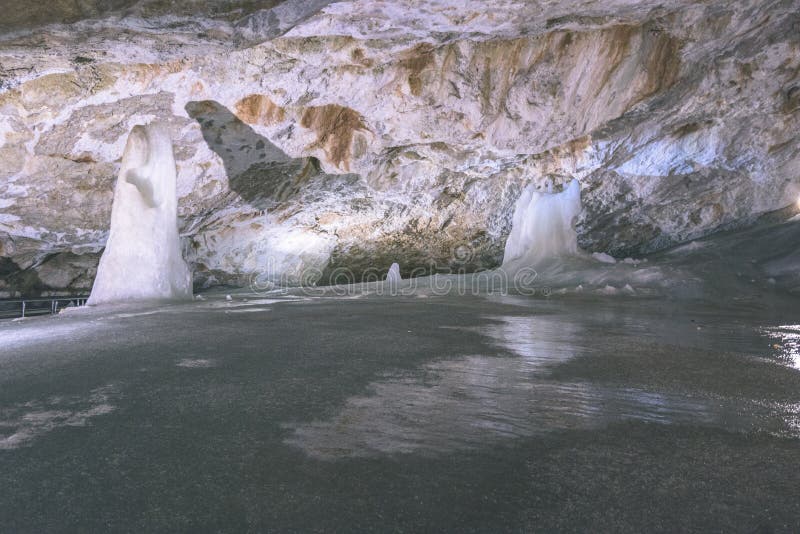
[502,179,582,270]
[88,123,192,305]
[386,263,402,283]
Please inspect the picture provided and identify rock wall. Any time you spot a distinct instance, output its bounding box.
[0,0,798,295]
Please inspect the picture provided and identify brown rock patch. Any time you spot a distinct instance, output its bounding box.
[399,43,437,96]
[300,104,369,171]
[234,94,286,126]
[350,48,374,68]
[640,29,682,97]
[783,86,800,113]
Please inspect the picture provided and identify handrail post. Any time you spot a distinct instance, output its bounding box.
[21,300,25,318]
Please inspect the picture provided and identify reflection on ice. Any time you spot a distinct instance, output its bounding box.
[476,314,584,369]
[287,313,800,459]
[783,402,800,435]
[763,325,800,370]
[284,352,714,459]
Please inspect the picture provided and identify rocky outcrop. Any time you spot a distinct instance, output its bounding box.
[0,0,798,295]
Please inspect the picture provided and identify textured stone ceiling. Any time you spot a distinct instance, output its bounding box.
[0,0,283,33]
[0,0,798,295]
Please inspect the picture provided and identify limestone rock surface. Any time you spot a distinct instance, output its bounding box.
[0,0,798,295]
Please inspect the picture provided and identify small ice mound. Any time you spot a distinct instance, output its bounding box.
[623,257,645,265]
[592,252,616,264]
[622,284,636,295]
[502,179,582,269]
[176,358,216,368]
[386,263,402,283]
[596,285,619,295]
[226,294,233,301]
[668,240,706,254]
[593,284,636,296]
[58,302,92,314]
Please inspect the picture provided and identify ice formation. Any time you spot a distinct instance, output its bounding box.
[502,179,582,269]
[592,252,617,264]
[88,123,192,305]
[386,263,402,283]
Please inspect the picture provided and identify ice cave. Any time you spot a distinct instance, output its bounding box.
[0,1,799,531]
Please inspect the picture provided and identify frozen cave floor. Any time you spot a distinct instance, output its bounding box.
[1,219,800,531]
[1,293,800,529]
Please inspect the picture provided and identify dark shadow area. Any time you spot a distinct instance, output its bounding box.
[185,100,322,209]
[0,257,18,278]
[0,256,43,297]
[0,252,100,297]
[0,0,291,35]
[0,0,133,34]
[234,0,334,44]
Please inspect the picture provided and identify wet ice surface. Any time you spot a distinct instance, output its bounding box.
[1,287,800,531]
[285,290,800,458]
[762,324,800,370]
[176,358,217,368]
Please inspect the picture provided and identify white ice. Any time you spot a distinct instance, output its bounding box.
[88,123,192,305]
[386,263,402,283]
[501,179,582,269]
[592,252,617,264]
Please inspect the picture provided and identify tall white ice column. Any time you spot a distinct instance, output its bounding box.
[502,179,582,269]
[88,123,192,305]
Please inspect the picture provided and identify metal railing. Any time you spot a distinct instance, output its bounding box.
[0,297,89,320]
